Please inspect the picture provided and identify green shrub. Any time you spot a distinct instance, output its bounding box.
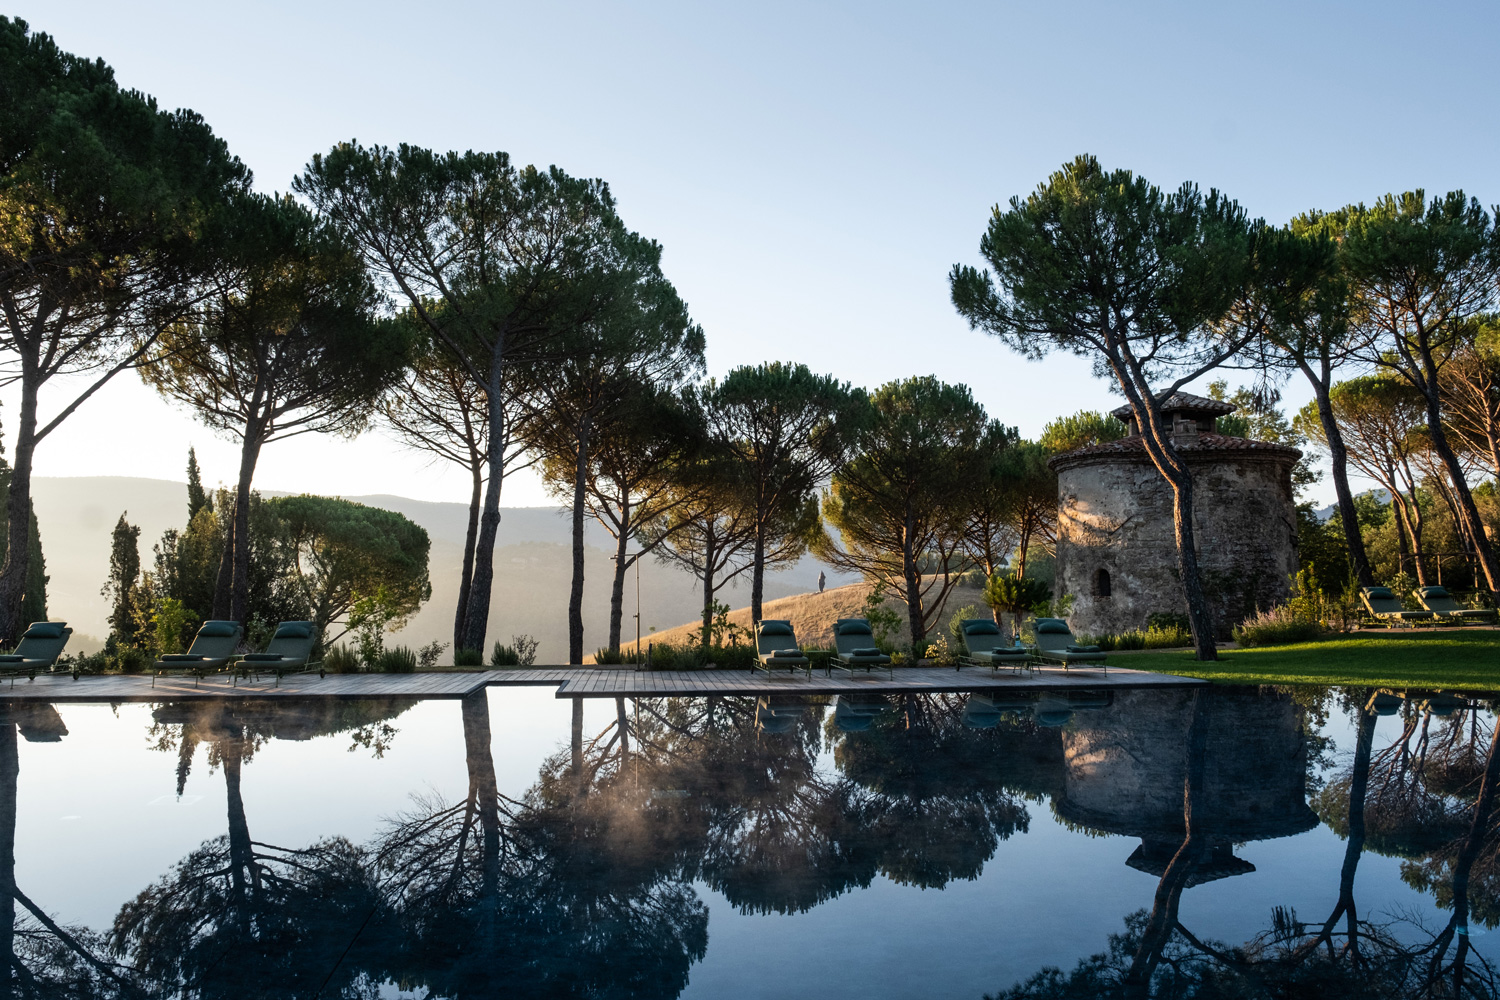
[1146,612,1191,633]
[453,647,484,667]
[493,642,520,666]
[1115,631,1146,651]
[1142,624,1192,649]
[417,640,448,669]
[510,635,539,667]
[324,645,361,674]
[118,647,147,674]
[68,651,110,676]
[947,604,991,647]
[376,646,418,673]
[1233,605,1324,647]
[592,646,622,666]
[711,643,757,670]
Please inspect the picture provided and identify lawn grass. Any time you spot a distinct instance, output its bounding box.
[1123,628,1500,691]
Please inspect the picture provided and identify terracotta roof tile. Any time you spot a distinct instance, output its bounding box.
[1051,432,1302,463]
[1108,392,1236,420]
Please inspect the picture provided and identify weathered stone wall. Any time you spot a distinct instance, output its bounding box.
[1054,450,1298,639]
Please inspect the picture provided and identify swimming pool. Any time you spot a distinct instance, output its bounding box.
[1,684,1493,997]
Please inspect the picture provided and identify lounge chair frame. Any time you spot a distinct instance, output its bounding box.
[153,621,242,688]
[1359,588,1436,629]
[236,621,324,687]
[0,624,74,686]
[1414,586,1498,626]
[1031,618,1109,673]
[956,618,1033,675]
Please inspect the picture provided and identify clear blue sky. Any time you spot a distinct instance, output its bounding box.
[15,1,1500,507]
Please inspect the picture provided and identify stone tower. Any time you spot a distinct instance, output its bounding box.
[1049,392,1300,640]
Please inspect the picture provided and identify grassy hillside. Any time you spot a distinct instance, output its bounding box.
[632,580,991,653]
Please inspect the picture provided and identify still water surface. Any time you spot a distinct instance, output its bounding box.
[3,685,1496,998]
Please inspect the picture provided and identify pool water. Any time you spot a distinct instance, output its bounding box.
[2,684,1496,998]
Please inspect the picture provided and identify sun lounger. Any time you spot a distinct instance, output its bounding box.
[1032,618,1108,671]
[154,620,241,687]
[0,622,73,684]
[1359,587,1434,628]
[755,620,811,678]
[1414,586,1498,625]
[237,620,322,686]
[957,618,1032,674]
[829,618,893,678]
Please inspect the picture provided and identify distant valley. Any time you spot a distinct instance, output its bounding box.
[31,477,857,663]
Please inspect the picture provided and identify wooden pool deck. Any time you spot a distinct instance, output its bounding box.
[0,663,1206,702]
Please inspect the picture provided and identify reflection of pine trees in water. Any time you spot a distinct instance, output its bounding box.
[11,688,1500,998]
[999,689,1500,1000]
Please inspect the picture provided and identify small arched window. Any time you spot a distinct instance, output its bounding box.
[1095,568,1112,598]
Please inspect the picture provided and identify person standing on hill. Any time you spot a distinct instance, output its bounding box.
[817,571,826,594]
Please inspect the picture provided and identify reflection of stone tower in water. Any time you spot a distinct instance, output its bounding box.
[1055,688,1317,884]
[1050,393,1300,639]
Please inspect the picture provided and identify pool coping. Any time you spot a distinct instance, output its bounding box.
[0,664,1207,702]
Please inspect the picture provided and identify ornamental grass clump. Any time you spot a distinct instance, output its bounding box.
[1233,605,1324,648]
[376,646,418,673]
[453,647,484,667]
[323,645,361,674]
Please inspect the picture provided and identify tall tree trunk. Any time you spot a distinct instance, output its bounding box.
[0,374,39,642]
[1015,517,1033,579]
[700,533,717,649]
[1390,488,1412,577]
[750,518,766,625]
[460,355,508,655]
[607,497,633,654]
[1305,366,1374,586]
[567,415,593,665]
[1402,487,1428,585]
[453,464,483,652]
[902,508,924,645]
[0,718,15,989]
[1116,375,1217,660]
[1424,400,1500,595]
[460,691,501,911]
[224,433,263,624]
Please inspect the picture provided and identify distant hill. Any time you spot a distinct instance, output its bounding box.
[1312,488,1391,523]
[636,580,991,653]
[30,476,857,663]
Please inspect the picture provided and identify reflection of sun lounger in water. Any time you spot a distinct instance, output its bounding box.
[833,695,890,732]
[755,697,808,733]
[755,620,811,678]
[0,622,73,684]
[1359,587,1433,628]
[1414,586,1497,625]
[154,620,241,687]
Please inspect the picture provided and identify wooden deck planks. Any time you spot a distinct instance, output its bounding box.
[0,664,1205,703]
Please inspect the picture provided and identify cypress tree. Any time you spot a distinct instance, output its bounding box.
[186,448,211,520]
[102,513,142,646]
